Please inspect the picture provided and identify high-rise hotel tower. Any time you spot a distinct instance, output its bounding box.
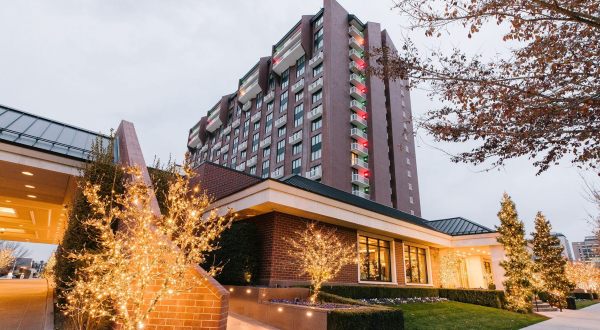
[187,0,421,216]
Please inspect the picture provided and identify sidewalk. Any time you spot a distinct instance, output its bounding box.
[227,312,280,330]
[0,279,52,330]
[522,302,600,329]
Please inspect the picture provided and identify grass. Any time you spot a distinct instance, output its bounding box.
[396,301,547,330]
[576,300,600,310]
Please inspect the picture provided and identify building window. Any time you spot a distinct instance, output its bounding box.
[249,165,256,175]
[313,63,323,76]
[279,91,288,113]
[222,152,228,164]
[252,133,259,152]
[256,92,263,109]
[405,145,409,153]
[359,235,392,282]
[296,55,305,77]
[278,125,286,137]
[314,28,324,51]
[243,119,250,138]
[295,91,303,102]
[253,121,260,131]
[240,150,247,159]
[407,170,412,178]
[313,15,323,28]
[294,104,304,127]
[408,183,413,191]
[276,140,285,163]
[292,142,302,155]
[312,89,322,103]
[261,160,270,178]
[410,210,415,215]
[267,101,274,113]
[311,133,322,161]
[263,147,271,158]
[281,69,289,89]
[292,158,302,174]
[404,245,429,284]
[268,73,275,91]
[409,196,414,204]
[231,156,237,169]
[311,118,322,131]
[265,113,273,134]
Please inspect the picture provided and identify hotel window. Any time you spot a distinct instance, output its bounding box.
[294,104,304,127]
[251,133,259,152]
[249,165,256,175]
[314,28,324,51]
[405,145,409,153]
[256,92,263,108]
[243,120,250,138]
[292,142,302,155]
[311,133,322,161]
[280,91,288,113]
[406,158,411,165]
[408,183,413,191]
[276,140,285,163]
[313,15,323,28]
[263,147,271,158]
[295,91,304,102]
[404,245,429,284]
[296,55,305,77]
[261,160,270,178]
[234,127,240,136]
[359,235,392,282]
[235,106,241,117]
[253,121,260,131]
[281,69,289,89]
[409,196,414,204]
[231,156,237,169]
[224,134,230,142]
[267,101,274,113]
[292,158,302,174]
[313,63,323,76]
[268,74,275,91]
[240,150,247,159]
[278,125,286,137]
[407,170,412,178]
[232,137,239,150]
[222,152,228,164]
[312,89,322,103]
[311,118,322,131]
[265,113,273,134]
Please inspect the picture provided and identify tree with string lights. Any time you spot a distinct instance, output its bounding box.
[496,193,533,313]
[531,212,573,310]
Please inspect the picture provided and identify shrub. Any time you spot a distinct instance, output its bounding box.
[317,292,371,306]
[572,292,594,300]
[438,288,505,309]
[327,308,404,330]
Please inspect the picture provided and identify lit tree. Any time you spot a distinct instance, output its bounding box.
[440,251,463,288]
[62,162,233,330]
[0,241,29,274]
[286,223,356,303]
[42,253,56,286]
[496,193,533,313]
[531,212,573,310]
[566,262,600,293]
[0,247,15,272]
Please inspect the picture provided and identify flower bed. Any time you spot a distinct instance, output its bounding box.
[359,297,448,305]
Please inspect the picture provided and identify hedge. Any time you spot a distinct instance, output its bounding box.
[572,292,595,300]
[321,285,505,309]
[327,308,404,330]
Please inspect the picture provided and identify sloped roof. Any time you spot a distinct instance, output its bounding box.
[0,104,110,161]
[428,217,495,236]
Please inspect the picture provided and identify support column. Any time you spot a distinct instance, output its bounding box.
[489,245,506,291]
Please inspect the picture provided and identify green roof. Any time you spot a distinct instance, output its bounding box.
[428,217,495,236]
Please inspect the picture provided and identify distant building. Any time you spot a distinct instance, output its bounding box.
[552,232,573,260]
[572,236,600,266]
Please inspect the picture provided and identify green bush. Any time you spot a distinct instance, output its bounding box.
[438,288,505,309]
[572,292,594,300]
[201,221,260,285]
[317,292,371,306]
[327,308,404,330]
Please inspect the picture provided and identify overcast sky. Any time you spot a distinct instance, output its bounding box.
[1,0,597,261]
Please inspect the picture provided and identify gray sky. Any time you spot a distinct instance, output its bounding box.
[1,0,596,261]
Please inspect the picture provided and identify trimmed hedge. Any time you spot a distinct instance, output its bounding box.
[317,292,372,306]
[572,292,595,300]
[327,308,404,330]
[321,285,506,309]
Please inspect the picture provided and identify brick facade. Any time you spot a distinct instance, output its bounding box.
[192,162,261,201]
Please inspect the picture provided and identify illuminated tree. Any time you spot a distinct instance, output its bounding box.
[42,253,56,286]
[62,162,233,330]
[566,262,600,293]
[0,247,15,272]
[440,251,463,288]
[531,212,573,310]
[286,223,356,303]
[496,193,533,313]
[0,241,28,274]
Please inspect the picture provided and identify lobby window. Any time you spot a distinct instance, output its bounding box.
[294,104,304,127]
[292,158,302,174]
[276,140,285,163]
[404,245,428,284]
[314,28,324,51]
[281,69,289,89]
[312,89,322,104]
[359,235,392,282]
[311,133,322,161]
[267,101,274,113]
[280,91,288,113]
[265,113,273,134]
[261,160,270,178]
[295,91,304,102]
[313,63,323,76]
[311,118,322,131]
[296,55,305,77]
[252,133,259,152]
[292,142,302,155]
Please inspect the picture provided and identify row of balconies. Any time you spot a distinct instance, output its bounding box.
[264,90,275,103]
[352,190,369,199]
[351,158,369,171]
[308,77,323,93]
[350,100,367,113]
[350,113,367,128]
[271,167,284,179]
[351,143,368,157]
[351,173,369,187]
[235,162,246,171]
[350,128,368,141]
[349,60,366,74]
[350,86,366,102]
[246,155,257,167]
[251,111,262,123]
[272,32,304,75]
[288,130,302,144]
[309,51,323,68]
[307,104,323,121]
[305,166,322,180]
[274,114,287,128]
[260,136,271,148]
[291,78,304,93]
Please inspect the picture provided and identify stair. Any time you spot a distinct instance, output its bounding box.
[532,300,559,312]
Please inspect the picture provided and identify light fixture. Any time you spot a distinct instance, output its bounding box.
[21,171,34,176]
[277,307,283,312]
[25,185,36,189]
[0,207,16,217]
[246,289,251,294]
[4,200,11,203]
[306,311,313,317]
[27,195,37,199]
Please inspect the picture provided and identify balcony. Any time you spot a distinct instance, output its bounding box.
[242,101,252,111]
[352,190,370,199]
[348,25,364,39]
[260,136,272,148]
[350,143,368,157]
[206,112,222,133]
[238,71,261,104]
[291,78,304,93]
[349,73,365,87]
[200,144,208,153]
[351,173,369,187]
[350,100,367,113]
[288,130,302,144]
[232,118,241,128]
[307,104,323,121]
[349,36,365,51]
[220,144,229,154]
[212,141,222,150]
[351,158,369,171]
[351,128,368,141]
[235,162,246,171]
[238,141,247,151]
[349,49,364,61]
[309,50,324,68]
[349,60,366,74]
[246,155,257,167]
[274,114,287,128]
[271,167,284,179]
[251,111,262,123]
[264,90,275,103]
[305,167,322,180]
[222,126,231,135]
[350,113,368,128]
[350,87,366,102]
[308,77,323,93]
[272,38,305,75]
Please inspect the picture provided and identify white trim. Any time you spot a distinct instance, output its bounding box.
[356,231,398,285]
[401,241,434,287]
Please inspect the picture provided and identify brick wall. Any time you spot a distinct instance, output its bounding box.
[192,162,262,201]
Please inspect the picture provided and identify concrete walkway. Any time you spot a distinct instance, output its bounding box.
[522,302,600,329]
[0,279,53,330]
[227,312,280,330]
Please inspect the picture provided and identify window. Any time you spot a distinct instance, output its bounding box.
[294,104,304,127]
[313,63,323,76]
[231,156,237,169]
[311,133,322,161]
[292,142,302,155]
[265,113,273,134]
[296,55,305,77]
[312,89,322,103]
[232,137,239,150]
[278,125,286,137]
[404,245,428,284]
[279,91,288,113]
[267,101,274,113]
[256,92,263,109]
[254,121,260,131]
[314,28,324,51]
[409,196,414,204]
[276,140,285,163]
[261,160,270,178]
[292,158,302,174]
[268,74,275,91]
[240,150,247,159]
[224,134,230,142]
[408,183,413,191]
[405,145,409,153]
[263,147,271,158]
[249,165,256,175]
[295,91,303,102]
[313,15,323,28]
[222,152,228,164]
[234,127,240,136]
[407,170,412,178]
[406,158,411,165]
[252,133,259,152]
[281,69,289,89]
[243,119,250,138]
[359,235,392,282]
[410,210,415,215]
[311,118,322,131]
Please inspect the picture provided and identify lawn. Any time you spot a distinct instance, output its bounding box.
[576,300,600,310]
[396,301,547,330]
